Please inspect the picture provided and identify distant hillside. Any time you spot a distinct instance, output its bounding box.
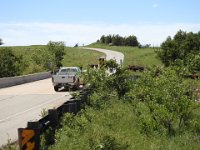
[0,45,103,77]
[88,43,162,67]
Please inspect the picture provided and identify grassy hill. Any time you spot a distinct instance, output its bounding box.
[62,47,103,68]
[88,43,162,67]
[0,45,104,75]
[10,45,103,68]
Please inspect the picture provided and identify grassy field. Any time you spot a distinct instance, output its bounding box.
[2,43,162,69]
[88,43,162,67]
[0,45,104,75]
[11,45,104,68]
[62,47,104,68]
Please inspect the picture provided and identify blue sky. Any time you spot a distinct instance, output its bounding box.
[0,0,200,46]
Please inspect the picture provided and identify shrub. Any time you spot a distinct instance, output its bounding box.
[127,68,198,135]
[0,47,22,77]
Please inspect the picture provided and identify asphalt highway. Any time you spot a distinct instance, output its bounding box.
[0,78,70,146]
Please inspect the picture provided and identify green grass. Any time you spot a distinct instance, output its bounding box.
[1,45,46,61]
[62,47,103,68]
[88,43,163,67]
[0,45,104,74]
[5,43,161,68]
[49,100,200,150]
[7,45,104,68]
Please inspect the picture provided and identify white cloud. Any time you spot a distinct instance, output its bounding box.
[0,22,200,47]
[152,3,159,8]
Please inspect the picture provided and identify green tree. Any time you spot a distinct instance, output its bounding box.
[127,68,197,135]
[0,48,22,77]
[112,34,123,46]
[174,30,187,46]
[105,35,112,44]
[185,53,200,73]
[100,35,105,43]
[47,41,65,70]
[105,59,119,71]
[31,48,54,71]
[0,38,3,45]
[158,30,200,69]
[125,35,139,46]
[111,69,133,99]
[98,34,139,46]
[158,36,180,66]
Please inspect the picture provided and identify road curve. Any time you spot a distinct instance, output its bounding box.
[82,47,124,65]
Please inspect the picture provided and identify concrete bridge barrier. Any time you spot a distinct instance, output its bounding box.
[0,72,51,88]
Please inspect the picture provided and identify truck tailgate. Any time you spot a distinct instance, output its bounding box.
[53,75,74,83]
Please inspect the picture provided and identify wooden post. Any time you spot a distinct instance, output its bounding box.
[62,102,77,114]
[74,99,81,111]
[48,109,58,129]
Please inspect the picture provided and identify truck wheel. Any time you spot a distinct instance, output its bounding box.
[54,86,59,92]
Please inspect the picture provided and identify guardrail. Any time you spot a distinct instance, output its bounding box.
[0,72,51,88]
[17,88,92,150]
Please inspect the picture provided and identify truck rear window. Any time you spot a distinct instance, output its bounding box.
[59,68,78,75]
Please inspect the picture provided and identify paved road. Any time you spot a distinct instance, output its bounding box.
[82,47,124,65]
[0,47,124,147]
[0,78,70,146]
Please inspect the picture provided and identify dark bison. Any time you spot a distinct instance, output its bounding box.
[88,64,99,69]
[128,65,144,72]
[184,73,199,79]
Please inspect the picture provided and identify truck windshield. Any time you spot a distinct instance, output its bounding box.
[59,68,78,75]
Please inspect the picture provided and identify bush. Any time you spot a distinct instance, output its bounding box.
[49,101,131,150]
[157,30,200,74]
[127,68,199,135]
[0,47,22,77]
[47,41,66,70]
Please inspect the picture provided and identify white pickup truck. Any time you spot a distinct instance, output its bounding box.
[52,67,81,91]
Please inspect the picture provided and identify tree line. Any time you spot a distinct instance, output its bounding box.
[157,30,200,73]
[97,34,139,47]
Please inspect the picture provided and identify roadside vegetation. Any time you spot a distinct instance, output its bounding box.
[47,61,200,150]
[0,42,103,78]
[45,31,200,149]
